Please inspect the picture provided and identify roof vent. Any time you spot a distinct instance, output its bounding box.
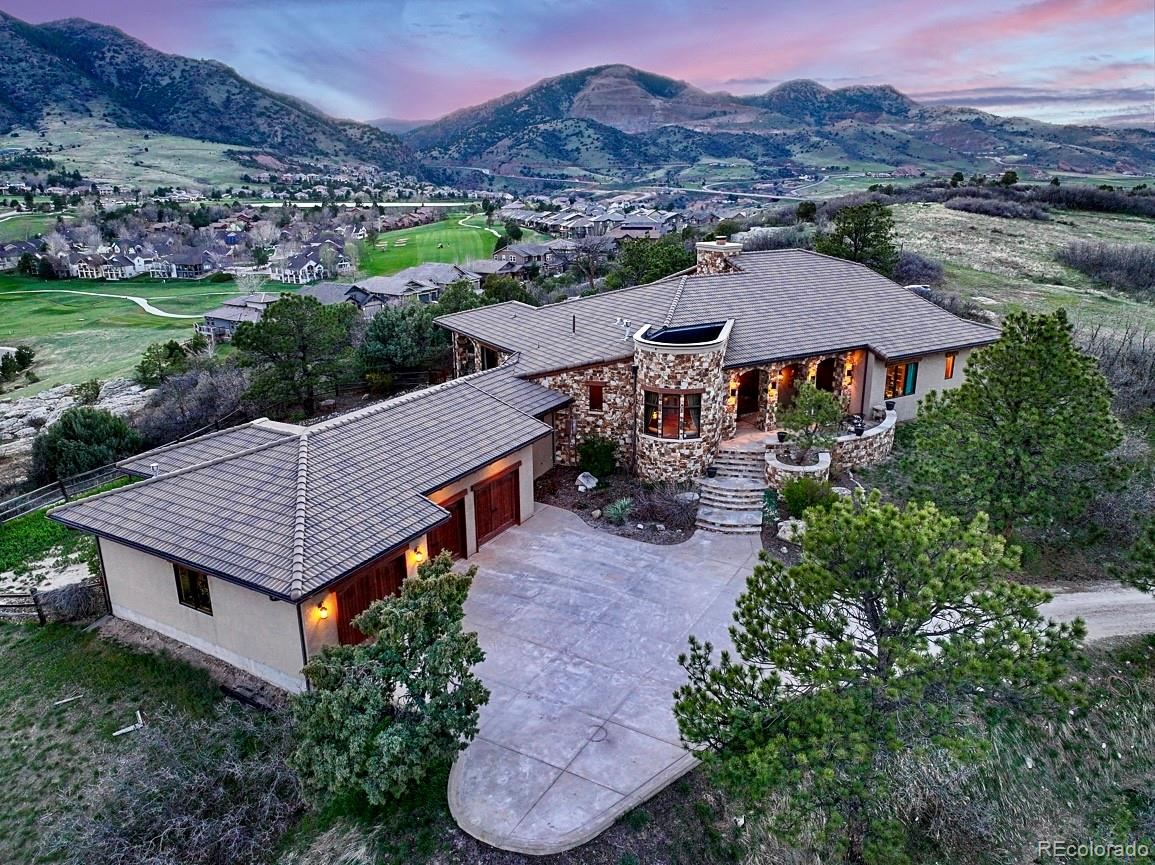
[148,462,160,474]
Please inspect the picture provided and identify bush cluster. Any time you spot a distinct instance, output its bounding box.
[780,477,839,518]
[578,435,617,479]
[944,196,1050,220]
[1058,241,1155,296]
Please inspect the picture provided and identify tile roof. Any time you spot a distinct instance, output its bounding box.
[436,249,999,374]
[118,421,299,476]
[51,371,553,600]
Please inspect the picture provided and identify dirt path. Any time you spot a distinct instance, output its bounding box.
[0,287,204,318]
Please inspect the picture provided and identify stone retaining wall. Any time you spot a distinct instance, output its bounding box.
[766,451,831,490]
[831,410,897,469]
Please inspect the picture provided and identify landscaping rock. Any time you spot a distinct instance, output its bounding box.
[0,378,153,455]
[575,471,599,492]
[590,509,602,520]
[777,518,806,542]
[832,486,853,497]
[675,491,700,504]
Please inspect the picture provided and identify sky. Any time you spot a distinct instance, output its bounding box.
[2,0,1153,128]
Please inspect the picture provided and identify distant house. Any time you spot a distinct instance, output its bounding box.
[0,240,42,272]
[101,254,138,281]
[270,243,352,285]
[493,243,552,269]
[346,263,480,310]
[297,281,359,307]
[165,251,216,280]
[198,292,283,340]
[463,259,522,280]
[69,253,105,280]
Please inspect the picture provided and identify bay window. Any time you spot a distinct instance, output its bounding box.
[643,390,702,439]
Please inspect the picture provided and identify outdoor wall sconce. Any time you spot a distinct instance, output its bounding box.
[414,548,425,563]
[316,602,329,620]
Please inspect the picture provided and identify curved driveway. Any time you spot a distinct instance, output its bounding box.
[0,288,205,318]
[451,505,1155,855]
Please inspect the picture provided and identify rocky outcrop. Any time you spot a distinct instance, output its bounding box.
[0,379,152,456]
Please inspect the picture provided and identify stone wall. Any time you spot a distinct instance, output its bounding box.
[766,451,831,490]
[635,344,727,483]
[451,332,509,377]
[531,360,636,468]
[831,410,896,469]
[0,379,152,457]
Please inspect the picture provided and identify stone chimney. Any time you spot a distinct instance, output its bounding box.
[695,237,742,275]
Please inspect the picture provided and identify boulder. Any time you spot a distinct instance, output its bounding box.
[832,486,853,497]
[575,471,598,492]
[590,508,602,520]
[777,518,806,542]
[675,491,700,504]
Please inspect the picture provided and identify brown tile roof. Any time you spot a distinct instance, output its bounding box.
[436,249,999,374]
[51,370,553,600]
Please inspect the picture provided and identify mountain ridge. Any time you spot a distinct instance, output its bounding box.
[0,11,413,171]
[405,64,1154,178]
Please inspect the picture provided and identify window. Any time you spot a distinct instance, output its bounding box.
[944,352,957,380]
[174,564,212,615]
[643,390,702,439]
[588,382,604,412]
[884,361,919,399]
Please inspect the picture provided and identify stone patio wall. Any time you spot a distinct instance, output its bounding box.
[831,409,897,469]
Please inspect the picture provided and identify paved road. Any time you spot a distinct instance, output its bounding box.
[1042,582,1155,639]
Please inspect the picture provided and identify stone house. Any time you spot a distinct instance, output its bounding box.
[46,240,998,692]
[438,240,1000,482]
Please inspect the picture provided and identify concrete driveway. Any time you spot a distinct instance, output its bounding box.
[449,505,760,855]
[449,505,1155,856]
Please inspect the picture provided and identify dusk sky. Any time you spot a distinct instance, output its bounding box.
[2,0,1152,128]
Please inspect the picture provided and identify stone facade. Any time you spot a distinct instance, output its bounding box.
[451,332,509,377]
[694,239,743,276]
[634,336,728,483]
[530,360,636,468]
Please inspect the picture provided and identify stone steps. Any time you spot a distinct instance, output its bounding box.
[699,476,765,509]
[695,505,763,534]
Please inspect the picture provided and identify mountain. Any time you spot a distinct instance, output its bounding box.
[408,65,1155,178]
[369,117,434,135]
[0,11,411,170]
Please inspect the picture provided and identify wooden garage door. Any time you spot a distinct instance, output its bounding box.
[473,465,520,546]
[427,495,467,560]
[334,552,406,645]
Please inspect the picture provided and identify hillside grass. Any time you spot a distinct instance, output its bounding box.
[0,623,220,864]
[0,274,249,397]
[892,202,1155,328]
[4,119,249,189]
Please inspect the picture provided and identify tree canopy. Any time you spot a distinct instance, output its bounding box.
[905,309,1123,536]
[359,301,441,373]
[814,202,900,276]
[776,380,845,465]
[604,236,695,290]
[292,552,488,805]
[232,294,357,416]
[675,491,1083,863]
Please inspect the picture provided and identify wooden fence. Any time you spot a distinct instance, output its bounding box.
[0,464,124,525]
[0,589,46,624]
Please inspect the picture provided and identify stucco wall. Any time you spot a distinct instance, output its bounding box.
[100,539,308,692]
[863,348,972,421]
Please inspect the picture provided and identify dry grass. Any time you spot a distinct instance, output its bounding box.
[892,202,1155,328]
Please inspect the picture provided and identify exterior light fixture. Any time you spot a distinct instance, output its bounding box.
[414,548,425,563]
[316,602,329,620]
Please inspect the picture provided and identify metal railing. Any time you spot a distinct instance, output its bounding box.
[0,464,125,524]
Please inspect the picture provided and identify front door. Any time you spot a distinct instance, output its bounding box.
[473,466,520,546]
[428,495,468,560]
[815,357,838,392]
[334,552,406,645]
[777,363,803,410]
[736,369,760,417]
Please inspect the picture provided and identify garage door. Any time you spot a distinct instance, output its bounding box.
[334,552,406,645]
[473,465,520,546]
[427,495,467,560]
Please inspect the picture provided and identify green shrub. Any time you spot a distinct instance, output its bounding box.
[30,407,143,484]
[207,271,234,283]
[578,434,617,479]
[780,477,838,518]
[604,497,633,525]
[73,378,102,406]
[623,807,652,831]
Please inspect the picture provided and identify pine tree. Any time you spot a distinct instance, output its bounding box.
[292,553,489,805]
[905,309,1123,536]
[813,202,900,276]
[675,491,1083,863]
